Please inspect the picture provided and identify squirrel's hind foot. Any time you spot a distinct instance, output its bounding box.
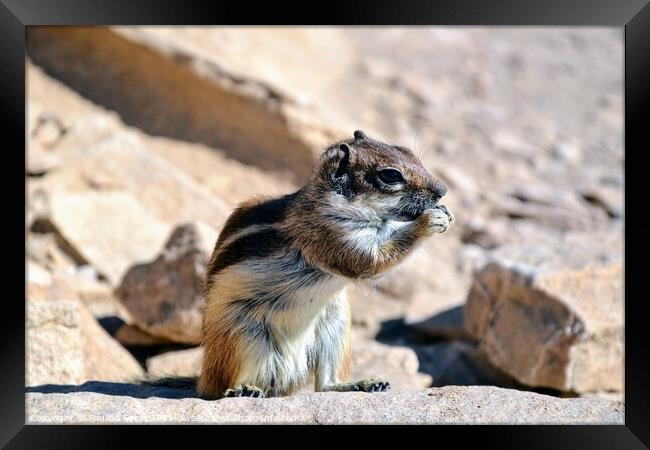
[223,384,265,398]
[324,378,390,393]
[354,378,391,392]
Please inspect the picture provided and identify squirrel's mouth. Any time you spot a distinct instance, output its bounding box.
[388,193,441,222]
[387,208,421,222]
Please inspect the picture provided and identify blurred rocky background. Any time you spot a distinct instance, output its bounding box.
[25,26,624,424]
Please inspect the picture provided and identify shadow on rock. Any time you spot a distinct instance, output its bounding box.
[26,379,199,400]
[97,316,198,370]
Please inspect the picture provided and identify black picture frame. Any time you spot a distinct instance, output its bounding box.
[5,0,647,447]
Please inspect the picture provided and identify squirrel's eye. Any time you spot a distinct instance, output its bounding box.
[377,168,404,185]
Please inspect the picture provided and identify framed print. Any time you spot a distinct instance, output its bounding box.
[3,0,648,447]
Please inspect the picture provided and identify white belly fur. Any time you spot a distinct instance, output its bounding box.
[231,258,350,393]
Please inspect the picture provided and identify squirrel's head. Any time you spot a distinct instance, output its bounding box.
[315,130,448,222]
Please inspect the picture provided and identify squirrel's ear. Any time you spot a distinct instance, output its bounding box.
[323,143,353,178]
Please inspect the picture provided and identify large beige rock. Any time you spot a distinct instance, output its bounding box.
[26,65,233,285]
[27,301,85,386]
[27,300,144,386]
[26,60,295,209]
[26,385,623,424]
[33,121,232,227]
[27,26,343,183]
[116,223,217,344]
[112,27,355,112]
[29,190,170,284]
[464,231,623,393]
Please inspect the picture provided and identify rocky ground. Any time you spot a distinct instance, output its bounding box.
[26,385,622,425]
[25,26,624,424]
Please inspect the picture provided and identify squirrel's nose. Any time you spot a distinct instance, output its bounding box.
[432,180,448,199]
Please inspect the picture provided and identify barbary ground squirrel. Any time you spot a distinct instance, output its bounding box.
[197,130,454,399]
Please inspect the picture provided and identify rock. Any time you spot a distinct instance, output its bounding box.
[70,274,133,321]
[27,261,58,302]
[491,196,592,230]
[347,286,410,337]
[27,231,78,275]
[408,305,472,341]
[27,261,51,286]
[26,248,133,320]
[27,26,342,183]
[351,335,432,390]
[37,121,232,226]
[115,324,174,347]
[31,112,67,148]
[144,137,297,207]
[581,391,624,402]
[552,141,582,163]
[68,269,110,304]
[26,66,233,283]
[490,185,607,231]
[27,300,144,386]
[26,114,233,271]
[27,301,84,386]
[30,190,171,284]
[78,303,145,383]
[115,223,217,344]
[26,385,623,424]
[464,232,623,393]
[579,185,623,219]
[147,347,203,378]
[510,185,583,209]
[403,292,471,331]
[457,244,490,275]
[414,341,521,388]
[27,60,295,209]
[459,217,501,250]
[27,110,67,175]
[435,165,479,194]
[492,130,536,155]
[398,237,473,325]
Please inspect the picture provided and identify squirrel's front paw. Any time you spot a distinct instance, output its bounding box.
[223,384,265,398]
[423,204,455,234]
